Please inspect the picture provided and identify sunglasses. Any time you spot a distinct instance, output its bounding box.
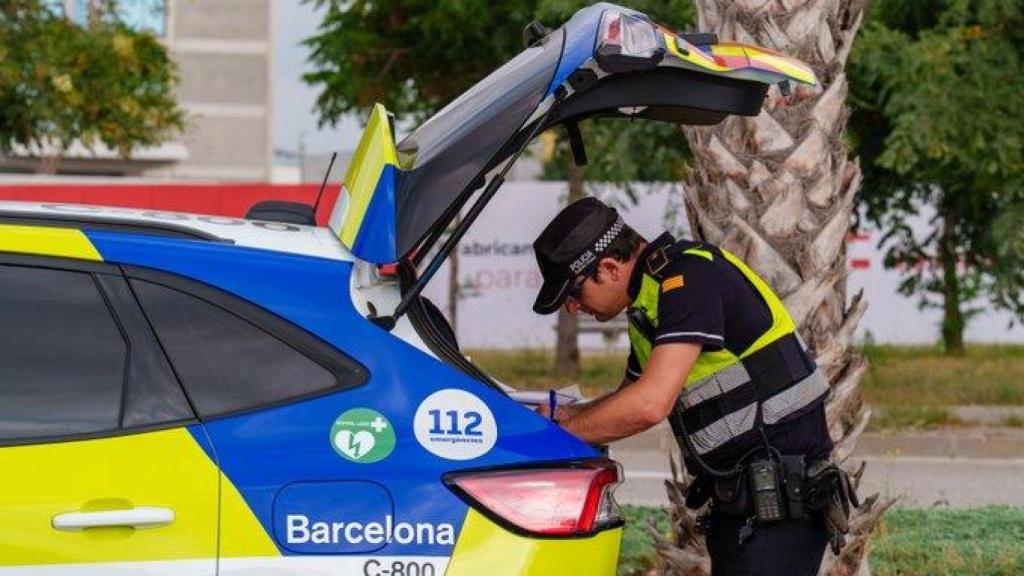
[566,265,598,300]
[566,275,588,300]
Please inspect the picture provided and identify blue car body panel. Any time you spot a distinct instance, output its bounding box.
[86,230,599,557]
[546,3,607,96]
[351,163,399,264]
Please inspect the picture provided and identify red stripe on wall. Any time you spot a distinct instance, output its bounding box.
[314,185,343,227]
[0,183,328,219]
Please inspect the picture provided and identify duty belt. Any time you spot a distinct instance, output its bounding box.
[676,333,829,457]
[687,457,860,554]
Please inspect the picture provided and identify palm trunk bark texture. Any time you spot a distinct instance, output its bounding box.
[656,1,899,574]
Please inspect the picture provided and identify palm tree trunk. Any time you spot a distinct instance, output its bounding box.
[659,1,898,574]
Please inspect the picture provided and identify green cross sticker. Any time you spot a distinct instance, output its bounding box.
[330,408,396,464]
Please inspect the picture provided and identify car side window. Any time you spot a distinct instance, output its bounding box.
[93,275,195,429]
[130,278,360,419]
[0,265,126,442]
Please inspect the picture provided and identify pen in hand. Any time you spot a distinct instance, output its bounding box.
[548,389,558,424]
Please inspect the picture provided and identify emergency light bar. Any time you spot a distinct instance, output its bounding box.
[446,459,623,537]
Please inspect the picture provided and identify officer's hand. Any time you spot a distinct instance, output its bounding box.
[536,404,577,422]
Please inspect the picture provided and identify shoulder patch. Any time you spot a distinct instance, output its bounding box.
[661,274,685,293]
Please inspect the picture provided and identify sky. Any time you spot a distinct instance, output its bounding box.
[272,0,363,158]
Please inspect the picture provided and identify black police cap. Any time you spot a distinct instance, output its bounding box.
[532,197,625,314]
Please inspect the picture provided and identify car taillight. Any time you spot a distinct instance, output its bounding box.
[596,10,665,73]
[378,263,399,277]
[446,459,623,537]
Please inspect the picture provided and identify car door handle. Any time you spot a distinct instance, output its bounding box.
[52,506,175,530]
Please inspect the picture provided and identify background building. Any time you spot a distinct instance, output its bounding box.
[1,0,274,181]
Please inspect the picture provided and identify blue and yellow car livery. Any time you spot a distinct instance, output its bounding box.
[0,207,619,574]
[0,3,816,574]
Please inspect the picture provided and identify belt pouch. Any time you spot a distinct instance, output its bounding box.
[713,473,750,516]
[781,455,807,520]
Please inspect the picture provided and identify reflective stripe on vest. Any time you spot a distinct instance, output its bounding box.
[627,243,829,458]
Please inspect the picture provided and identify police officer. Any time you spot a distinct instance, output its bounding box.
[532,197,853,576]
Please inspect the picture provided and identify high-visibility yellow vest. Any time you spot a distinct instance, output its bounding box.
[627,241,829,461]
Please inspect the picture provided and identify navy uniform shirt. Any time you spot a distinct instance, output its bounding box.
[624,232,833,465]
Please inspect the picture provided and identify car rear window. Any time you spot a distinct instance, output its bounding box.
[131,278,362,418]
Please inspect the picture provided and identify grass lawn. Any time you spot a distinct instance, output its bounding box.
[619,506,670,576]
[620,505,1024,576]
[859,345,1024,429]
[468,348,624,398]
[468,345,1024,430]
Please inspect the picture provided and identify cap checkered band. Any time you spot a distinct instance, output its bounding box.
[593,216,624,254]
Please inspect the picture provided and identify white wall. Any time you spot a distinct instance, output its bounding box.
[422,182,1024,349]
[421,182,682,349]
[847,213,1024,344]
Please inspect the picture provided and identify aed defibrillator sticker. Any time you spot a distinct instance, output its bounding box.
[414,389,497,460]
[330,408,396,463]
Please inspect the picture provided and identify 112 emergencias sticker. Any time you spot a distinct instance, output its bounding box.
[413,389,497,460]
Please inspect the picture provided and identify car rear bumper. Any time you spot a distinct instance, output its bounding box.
[445,509,621,575]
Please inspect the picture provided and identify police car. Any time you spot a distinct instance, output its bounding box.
[0,4,815,574]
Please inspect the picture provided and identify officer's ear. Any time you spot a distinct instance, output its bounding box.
[596,257,625,283]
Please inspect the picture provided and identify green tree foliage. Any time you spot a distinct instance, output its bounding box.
[304,0,693,118]
[0,0,183,164]
[849,0,1024,354]
[991,201,1024,320]
[536,1,694,201]
[540,116,691,204]
[303,0,695,186]
[304,0,536,122]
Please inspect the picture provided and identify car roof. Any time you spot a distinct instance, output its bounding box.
[0,201,353,262]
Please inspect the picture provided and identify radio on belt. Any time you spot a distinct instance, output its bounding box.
[748,459,784,523]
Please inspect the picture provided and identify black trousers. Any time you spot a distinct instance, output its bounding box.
[706,510,828,576]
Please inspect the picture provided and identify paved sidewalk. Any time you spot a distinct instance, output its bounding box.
[950,405,1024,426]
[609,423,1024,508]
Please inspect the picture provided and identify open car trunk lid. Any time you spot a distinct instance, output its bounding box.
[328,2,817,265]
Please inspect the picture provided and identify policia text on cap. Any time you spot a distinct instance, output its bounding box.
[531,198,858,576]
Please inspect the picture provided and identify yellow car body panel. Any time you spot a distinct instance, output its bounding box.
[0,224,102,261]
[446,510,622,575]
[0,428,217,567]
[338,103,400,249]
